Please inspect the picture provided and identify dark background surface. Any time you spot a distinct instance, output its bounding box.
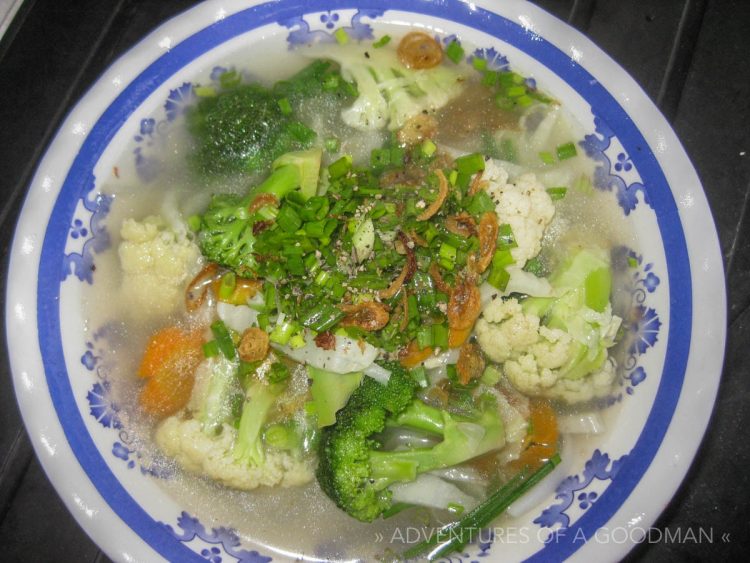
[0,0,747,561]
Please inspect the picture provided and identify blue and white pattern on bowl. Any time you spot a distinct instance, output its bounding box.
[9,1,725,562]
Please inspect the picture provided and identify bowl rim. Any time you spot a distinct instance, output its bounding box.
[6,1,726,561]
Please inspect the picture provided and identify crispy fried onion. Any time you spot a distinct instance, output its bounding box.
[247,193,279,214]
[397,113,438,146]
[447,273,482,331]
[445,212,477,238]
[428,262,452,295]
[468,171,488,196]
[339,301,390,331]
[379,232,417,299]
[417,169,449,221]
[185,263,221,312]
[314,331,336,351]
[397,31,443,70]
[456,340,486,385]
[238,327,270,362]
[476,211,499,273]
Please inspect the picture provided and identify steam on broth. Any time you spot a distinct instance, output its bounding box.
[87,29,635,560]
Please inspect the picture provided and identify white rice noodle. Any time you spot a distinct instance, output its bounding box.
[273,334,381,375]
[557,412,606,435]
[506,439,574,518]
[429,466,485,484]
[391,474,480,512]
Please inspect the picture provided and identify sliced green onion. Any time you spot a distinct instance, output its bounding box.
[270,318,297,346]
[334,28,349,45]
[472,57,487,71]
[289,333,307,349]
[445,41,464,64]
[497,224,517,249]
[276,205,302,233]
[194,85,217,97]
[482,70,499,87]
[539,151,555,165]
[210,320,236,360]
[202,340,219,358]
[464,190,495,216]
[328,155,352,179]
[299,303,345,332]
[546,187,568,200]
[439,242,458,270]
[421,139,437,157]
[373,35,391,48]
[416,325,434,349]
[495,95,515,111]
[403,454,562,560]
[506,85,526,98]
[516,94,533,107]
[556,142,578,160]
[370,148,390,169]
[277,97,293,115]
[454,153,485,176]
[324,137,340,153]
[218,272,236,300]
[432,323,449,349]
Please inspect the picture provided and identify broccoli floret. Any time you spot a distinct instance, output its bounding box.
[316,363,505,522]
[187,82,316,175]
[196,148,322,275]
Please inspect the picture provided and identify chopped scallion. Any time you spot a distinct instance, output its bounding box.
[556,141,578,160]
[454,153,486,176]
[373,35,391,48]
[334,28,349,45]
[546,187,568,200]
[445,41,464,64]
[210,320,236,360]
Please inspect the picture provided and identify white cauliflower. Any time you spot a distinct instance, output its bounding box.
[155,355,315,491]
[483,159,555,268]
[476,247,622,404]
[155,418,314,490]
[118,215,201,318]
[476,297,619,404]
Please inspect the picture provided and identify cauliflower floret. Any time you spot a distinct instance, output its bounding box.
[155,418,314,490]
[118,215,201,318]
[476,297,619,404]
[505,356,617,404]
[475,298,542,363]
[484,160,555,268]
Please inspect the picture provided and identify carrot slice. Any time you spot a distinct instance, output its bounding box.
[399,340,434,368]
[510,399,559,471]
[138,326,204,417]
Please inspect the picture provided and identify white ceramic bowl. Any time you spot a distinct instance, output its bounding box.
[6,1,726,561]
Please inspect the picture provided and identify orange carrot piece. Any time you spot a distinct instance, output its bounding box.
[138,326,204,417]
[511,399,559,471]
[399,340,434,368]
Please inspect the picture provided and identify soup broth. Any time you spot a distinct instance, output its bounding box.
[86,29,635,561]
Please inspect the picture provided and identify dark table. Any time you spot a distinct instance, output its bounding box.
[0,1,747,561]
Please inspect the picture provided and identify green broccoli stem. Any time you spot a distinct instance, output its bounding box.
[199,357,241,436]
[252,163,301,200]
[251,148,323,201]
[369,397,505,490]
[233,381,285,466]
